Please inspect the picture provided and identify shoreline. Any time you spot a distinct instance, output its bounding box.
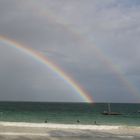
[0,121,121,130]
[0,121,140,132]
[0,121,140,139]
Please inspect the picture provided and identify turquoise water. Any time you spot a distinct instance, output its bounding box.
[0,102,139,126]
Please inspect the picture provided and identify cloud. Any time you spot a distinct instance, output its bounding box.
[0,0,140,102]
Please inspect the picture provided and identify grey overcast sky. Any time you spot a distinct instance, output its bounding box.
[0,0,140,103]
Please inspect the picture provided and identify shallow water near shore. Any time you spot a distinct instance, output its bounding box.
[0,102,139,126]
[0,122,140,140]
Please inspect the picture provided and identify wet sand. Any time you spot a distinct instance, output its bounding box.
[0,122,140,140]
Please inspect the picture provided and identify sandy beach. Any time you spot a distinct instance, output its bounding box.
[0,122,140,140]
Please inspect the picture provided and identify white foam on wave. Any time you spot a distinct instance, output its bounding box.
[0,121,120,130]
[0,132,49,136]
[117,135,134,139]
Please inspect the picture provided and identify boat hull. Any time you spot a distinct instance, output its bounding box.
[102,112,121,115]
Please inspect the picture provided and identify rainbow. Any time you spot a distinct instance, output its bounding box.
[0,36,93,103]
[36,7,140,101]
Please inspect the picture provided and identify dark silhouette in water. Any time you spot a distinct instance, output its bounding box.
[44,120,47,123]
[94,121,97,125]
[77,120,80,123]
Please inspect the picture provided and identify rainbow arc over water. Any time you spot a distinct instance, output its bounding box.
[0,36,93,103]
[36,7,140,102]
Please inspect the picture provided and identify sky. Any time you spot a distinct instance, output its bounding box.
[0,0,140,103]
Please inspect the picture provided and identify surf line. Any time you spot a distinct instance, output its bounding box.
[0,36,93,103]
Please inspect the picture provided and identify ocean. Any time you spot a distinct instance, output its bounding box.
[0,102,139,126]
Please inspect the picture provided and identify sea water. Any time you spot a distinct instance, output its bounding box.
[0,102,140,140]
[0,102,139,126]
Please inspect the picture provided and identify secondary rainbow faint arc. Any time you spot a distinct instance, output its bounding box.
[0,36,93,103]
[37,7,140,101]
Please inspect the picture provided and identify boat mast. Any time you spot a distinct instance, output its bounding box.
[108,103,111,113]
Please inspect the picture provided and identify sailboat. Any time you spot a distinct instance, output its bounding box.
[102,103,121,115]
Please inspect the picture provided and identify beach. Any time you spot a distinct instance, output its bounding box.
[0,122,140,140]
